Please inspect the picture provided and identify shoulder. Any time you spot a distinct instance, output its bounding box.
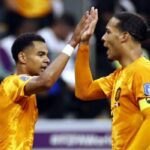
[134,57,150,74]
[2,74,31,86]
[18,74,32,82]
[1,74,17,84]
[128,58,150,83]
[125,57,150,74]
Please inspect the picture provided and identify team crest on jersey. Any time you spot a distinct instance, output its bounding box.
[115,87,121,101]
[144,83,150,96]
[19,75,30,81]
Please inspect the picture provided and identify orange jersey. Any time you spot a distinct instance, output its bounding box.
[0,74,38,150]
[15,0,52,18]
[75,44,150,150]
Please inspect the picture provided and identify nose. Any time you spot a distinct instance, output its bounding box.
[101,33,106,42]
[45,57,50,65]
[47,58,50,65]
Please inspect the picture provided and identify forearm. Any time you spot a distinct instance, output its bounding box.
[75,43,101,100]
[25,44,74,95]
[38,41,76,87]
[25,7,98,95]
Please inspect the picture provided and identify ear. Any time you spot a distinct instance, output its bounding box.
[18,52,26,64]
[120,32,129,43]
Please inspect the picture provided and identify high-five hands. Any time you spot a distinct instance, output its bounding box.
[81,7,98,43]
[69,7,98,47]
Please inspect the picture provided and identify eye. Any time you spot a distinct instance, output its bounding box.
[37,52,45,57]
[106,29,111,34]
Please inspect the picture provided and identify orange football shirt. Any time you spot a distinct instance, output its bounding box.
[0,74,38,150]
[75,44,150,150]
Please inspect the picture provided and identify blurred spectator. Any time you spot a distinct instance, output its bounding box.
[3,0,64,34]
[37,13,78,118]
[0,19,39,79]
[115,0,150,23]
[115,0,150,59]
[38,13,75,57]
[37,13,76,88]
[0,1,8,38]
[115,0,136,13]
[134,0,150,51]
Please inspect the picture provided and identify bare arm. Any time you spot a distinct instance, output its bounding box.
[24,11,90,95]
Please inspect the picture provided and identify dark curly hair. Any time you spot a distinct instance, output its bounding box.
[114,12,150,42]
[11,33,46,62]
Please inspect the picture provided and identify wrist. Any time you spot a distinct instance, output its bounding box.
[80,41,89,45]
[68,39,78,48]
[62,44,74,57]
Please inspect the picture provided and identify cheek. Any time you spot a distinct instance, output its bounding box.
[27,56,42,67]
[106,35,114,45]
[109,37,120,48]
[31,56,41,62]
[28,60,41,74]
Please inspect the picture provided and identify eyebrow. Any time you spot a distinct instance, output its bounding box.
[37,51,48,55]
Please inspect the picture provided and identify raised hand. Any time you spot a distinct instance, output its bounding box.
[68,10,91,47]
[81,7,98,43]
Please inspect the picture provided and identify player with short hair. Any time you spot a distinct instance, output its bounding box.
[75,8,150,150]
[0,9,93,150]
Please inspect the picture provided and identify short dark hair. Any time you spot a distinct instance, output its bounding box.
[11,33,46,62]
[114,12,149,42]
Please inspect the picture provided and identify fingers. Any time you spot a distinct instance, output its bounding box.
[78,7,98,32]
[84,7,98,30]
[70,6,98,45]
[69,10,91,46]
[86,7,98,34]
[79,10,90,27]
[80,7,98,42]
[90,7,98,22]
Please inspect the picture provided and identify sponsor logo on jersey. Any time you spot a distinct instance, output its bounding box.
[20,75,30,81]
[111,87,121,114]
[144,83,150,96]
[115,87,121,101]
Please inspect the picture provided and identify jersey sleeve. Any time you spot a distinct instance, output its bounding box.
[132,71,150,111]
[2,75,32,102]
[75,43,117,100]
[132,72,150,99]
[96,71,117,99]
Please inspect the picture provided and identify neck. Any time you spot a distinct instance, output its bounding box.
[118,42,142,68]
[15,63,29,75]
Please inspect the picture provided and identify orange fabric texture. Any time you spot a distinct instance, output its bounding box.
[75,44,106,100]
[128,108,150,150]
[15,0,52,18]
[0,74,38,150]
[75,43,150,150]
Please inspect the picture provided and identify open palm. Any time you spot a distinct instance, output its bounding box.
[81,7,98,42]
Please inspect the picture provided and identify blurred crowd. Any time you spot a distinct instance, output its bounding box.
[0,0,150,119]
